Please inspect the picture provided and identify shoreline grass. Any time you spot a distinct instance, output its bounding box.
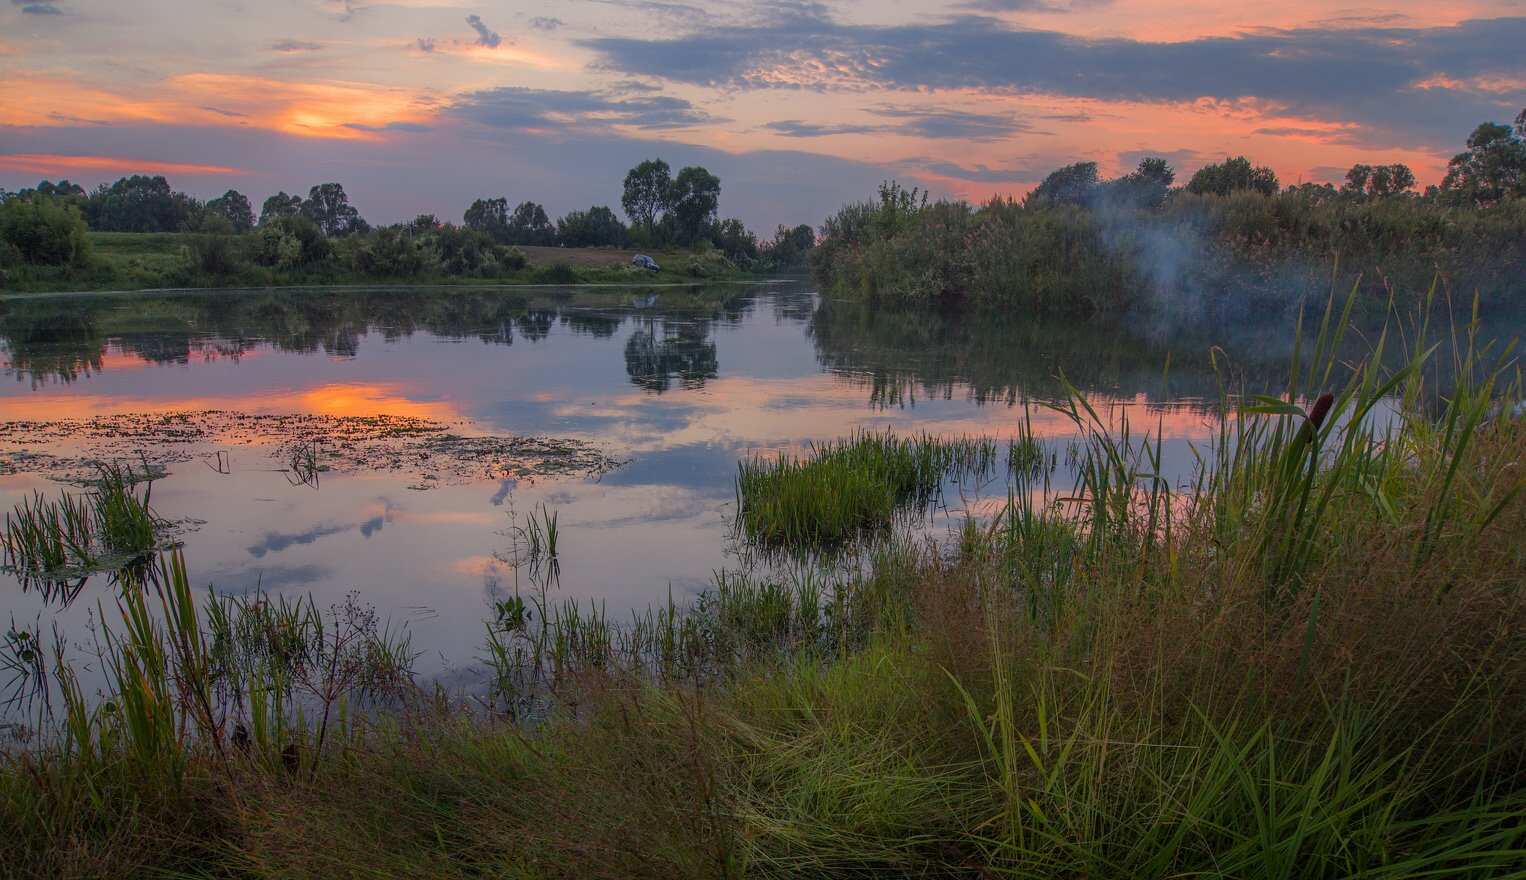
[2,292,1524,878]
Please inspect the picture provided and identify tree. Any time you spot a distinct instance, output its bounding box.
[666,165,721,246]
[301,183,367,236]
[1027,162,1100,207]
[712,218,756,262]
[260,192,303,225]
[408,214,441,234]
[1099,157,1175,208]
[206,190,255,231]
[464,197,510,239]
[1440,117,1526,206]
[621,158,672,238]
[1186,157,1279,197]
[87,175,200,232]
[1135,158,1175,187]
[253,215,331,268]
[506,201,556,246]
[558,205,628,247]
[0,196,90,265]
[1342,163,1416,198]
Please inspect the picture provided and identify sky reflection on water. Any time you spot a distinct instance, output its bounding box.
[5,282,1488,692]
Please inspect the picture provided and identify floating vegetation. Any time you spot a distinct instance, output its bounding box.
[1,461,177,590]
[735,431,1000,550]
[0,410,624,486]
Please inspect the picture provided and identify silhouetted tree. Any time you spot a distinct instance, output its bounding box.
[1342,163,1416,198]
[464,197,510,239]
[1027,162,1100,207]
[712,218,756,261]
[87,175,200,232]
[1099,157,1175,208]
[1186,157,1279,196]
[260,192,303,225]
[300,183,367,236]
[1441,115,1526,206]
[206,190,256,231]
[761,223,815,268]
[505,201,556,246]
[557,205,627,247]
[622,158,671,239]
[667,165,721,246]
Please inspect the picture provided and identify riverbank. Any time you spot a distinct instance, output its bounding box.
[3,300,1522,878]
[0,232,755,293]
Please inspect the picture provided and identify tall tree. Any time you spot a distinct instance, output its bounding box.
[506,201,556,246]
[206,190,255,231]
[463,197,510,239]
[666,165,721,245]
[301,183,367,236]
[260,192,303,225]
[621,159,672,238]
[1440,118,1526,206]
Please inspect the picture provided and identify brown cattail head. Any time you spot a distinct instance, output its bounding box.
[1308,392,1335,431]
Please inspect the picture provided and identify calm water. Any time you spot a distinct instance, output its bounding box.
[0,283,1511,694]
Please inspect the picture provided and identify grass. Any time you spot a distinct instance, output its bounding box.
[2,288,1525,877]
[735,432,1000,549]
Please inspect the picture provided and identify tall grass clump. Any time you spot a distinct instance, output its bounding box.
[1,461,171,590]
[736,432,997,549]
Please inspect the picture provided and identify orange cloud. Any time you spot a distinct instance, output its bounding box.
[0,153,243,176]
[0,72,438,140]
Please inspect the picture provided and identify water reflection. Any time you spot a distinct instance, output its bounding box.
[2,282,1519,707]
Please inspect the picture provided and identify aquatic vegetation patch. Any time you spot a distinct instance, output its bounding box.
[736,431,1000,549]
[0,411,624,486]
[1,461,176,586]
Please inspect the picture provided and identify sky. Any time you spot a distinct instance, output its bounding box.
[2,0,1524,231]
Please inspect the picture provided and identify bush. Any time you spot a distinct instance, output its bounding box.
[0,197,90,266]
[534,262,578,284]
[253,215,330,269]
[350,227,427,277]
[499,246,527,272]
[188,234,241,276]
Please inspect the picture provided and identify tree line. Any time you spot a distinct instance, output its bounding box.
[0,158,816,278]
[811,108,1526,316]
[1023,109,1526,210]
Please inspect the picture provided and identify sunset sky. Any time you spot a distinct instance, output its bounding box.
[2,0,1523,230]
